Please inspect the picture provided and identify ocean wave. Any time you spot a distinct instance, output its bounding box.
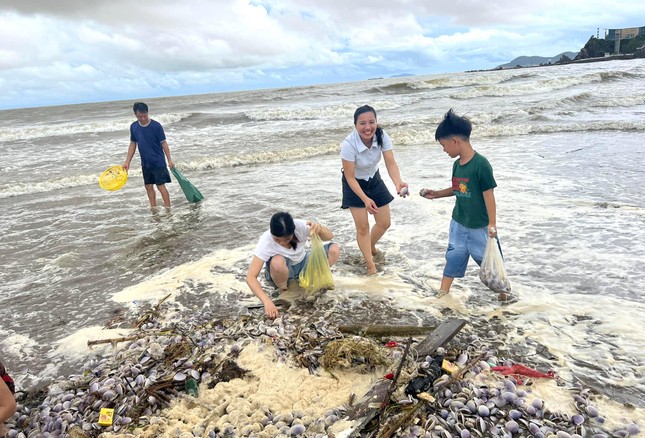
[245,101,401,122]
[478,120,645,137]
[525,92,594,114]
[592,94,645,108]
[391,119,645,145]
[245,105,355,121]
[180,111,253,127]
[498,72,540,83]
[598,70,643,81]
[362,73,517,95]
[449,70,635,99]
[0,113,191,142]
[0,144,341,198]
[0,173,109,199]
[410,74,507,90]
[525,91,645,115]
[178,143,339,171]
[365,82,418,94]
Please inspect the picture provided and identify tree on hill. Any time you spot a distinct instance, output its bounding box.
[577,35,645,59]
[622,36,645,54]
[577,36,614,58]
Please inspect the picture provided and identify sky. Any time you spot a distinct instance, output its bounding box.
[1,0,644,110]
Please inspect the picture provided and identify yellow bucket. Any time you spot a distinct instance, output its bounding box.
[99,165,128,191]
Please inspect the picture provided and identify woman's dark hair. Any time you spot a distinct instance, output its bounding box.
[354,105,384,147]
[435,109,472,141]
[270,211,299,249]
[133,102,149,114]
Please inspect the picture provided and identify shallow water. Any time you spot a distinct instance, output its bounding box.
[0,59,643,415]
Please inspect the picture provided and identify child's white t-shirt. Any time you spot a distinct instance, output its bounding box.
[254,219,310,263]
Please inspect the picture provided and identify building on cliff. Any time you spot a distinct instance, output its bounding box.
[606,26,645,40]
[605,26,645,54]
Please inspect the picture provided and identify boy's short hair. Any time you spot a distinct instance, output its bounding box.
[435,109,472,141]
[133,102,149,114]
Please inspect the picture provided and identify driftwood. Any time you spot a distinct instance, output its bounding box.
[344,318,467,437]
[338,325,436,337]
[90,294,174,347]
[87,335,140,347]
[377,401,425,438]
[379,338,412,421]
[134,293,172,328]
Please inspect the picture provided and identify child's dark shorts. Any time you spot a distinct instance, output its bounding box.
[142,167,171,185]
[341,169,394,209]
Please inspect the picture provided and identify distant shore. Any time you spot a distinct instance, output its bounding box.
[467,53,640,73]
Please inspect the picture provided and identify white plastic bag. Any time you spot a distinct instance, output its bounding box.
[479,237,511,294]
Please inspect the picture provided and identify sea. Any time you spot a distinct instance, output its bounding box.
[1,59,644,420]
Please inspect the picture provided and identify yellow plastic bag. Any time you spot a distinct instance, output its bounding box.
[299,233,334,294]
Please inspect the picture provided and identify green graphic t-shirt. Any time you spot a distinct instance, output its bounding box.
[451,152,497,228]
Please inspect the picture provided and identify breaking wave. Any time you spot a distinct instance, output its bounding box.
[0,143,340,199]
[0,113,190,142]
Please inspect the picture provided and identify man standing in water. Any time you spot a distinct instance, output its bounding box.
[123,102,175,208]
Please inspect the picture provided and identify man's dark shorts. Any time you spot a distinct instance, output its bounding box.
[142,167,171,185]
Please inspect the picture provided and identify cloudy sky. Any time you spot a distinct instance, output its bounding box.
[1,0,644,109]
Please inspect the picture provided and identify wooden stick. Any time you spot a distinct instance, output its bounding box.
[338,325,436,337]
[87,335,140,347]
[379,338,412,421]
[377,402,425,438]
[453,353,485,380]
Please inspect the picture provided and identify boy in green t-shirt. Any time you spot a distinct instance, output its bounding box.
[420,109,499,296]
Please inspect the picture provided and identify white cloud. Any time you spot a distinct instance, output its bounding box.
[0,0,644,108]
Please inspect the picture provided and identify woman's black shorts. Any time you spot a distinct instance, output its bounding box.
[341,169,394,209]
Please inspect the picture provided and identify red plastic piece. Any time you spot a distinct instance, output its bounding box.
[491,364,555,379]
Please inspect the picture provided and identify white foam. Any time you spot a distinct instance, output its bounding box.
[0,331,38,359]
[244,99,401,122]
[111,246,253,304]
[50,326,134,362]
[0,112,189,142]
[177,143,340,171]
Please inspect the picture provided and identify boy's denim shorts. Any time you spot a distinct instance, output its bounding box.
[265,242,334,284]
[443,220,488,278]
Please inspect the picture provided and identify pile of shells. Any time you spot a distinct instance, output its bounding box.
[4,301,642,438]
[4,304,353,438]
[378,325,642,438]
[388,371,641,438]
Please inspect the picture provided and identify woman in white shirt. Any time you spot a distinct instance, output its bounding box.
[246,212,340,319]
[341,105,408,275]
